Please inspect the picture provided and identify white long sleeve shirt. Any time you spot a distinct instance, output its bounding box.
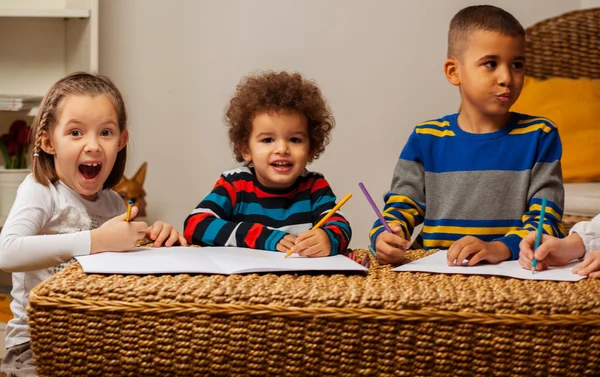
[0,174,125,348]
[570,214,600,255]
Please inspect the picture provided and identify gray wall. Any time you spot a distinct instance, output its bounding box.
[99,0,585,247]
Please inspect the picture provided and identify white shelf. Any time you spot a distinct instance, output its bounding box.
[0,8,90,18]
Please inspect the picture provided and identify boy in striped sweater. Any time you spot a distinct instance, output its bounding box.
[184,72,351,256]
[371,5,565,265]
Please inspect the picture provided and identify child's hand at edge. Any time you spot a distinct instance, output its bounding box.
[293,229,331,257]
[447,236,510,266]
[90,206,148,254]
[146,221,188,247]
[276,234,297,253]
[518,231,584,271]
[375,224,411,265]
[573,250,600,278]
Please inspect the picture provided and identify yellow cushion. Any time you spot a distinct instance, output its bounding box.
[511,76,600,182]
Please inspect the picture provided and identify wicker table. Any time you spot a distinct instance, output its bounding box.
[28,249,600,377]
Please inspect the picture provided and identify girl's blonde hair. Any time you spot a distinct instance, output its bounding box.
[31,72,128,189]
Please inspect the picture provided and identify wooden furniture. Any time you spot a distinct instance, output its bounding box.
[0,0,99,228]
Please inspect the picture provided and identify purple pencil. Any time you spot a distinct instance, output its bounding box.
[358,182,393,233]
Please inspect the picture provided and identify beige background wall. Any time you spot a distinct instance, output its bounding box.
[99,0,584,248]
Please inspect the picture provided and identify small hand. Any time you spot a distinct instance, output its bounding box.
[276,234,297,253]
[292,229,331,257]
[375,224,410,265]
[146,221,188,247]
[519,231,585,271]
[91,206,148,254]
[447,237,510,266]
[573,249,600,278]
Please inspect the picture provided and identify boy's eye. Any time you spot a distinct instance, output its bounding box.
[101,129,114,137]
[512,62,524,69]
[261,138,274,143]
[483,61,497,68]
[290,137,303,143]
[69,130,82,137]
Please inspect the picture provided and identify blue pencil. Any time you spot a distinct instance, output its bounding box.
[531,196,547,274]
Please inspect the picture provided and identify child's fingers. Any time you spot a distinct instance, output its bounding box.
[574,257,600,276]
[390,224,404,236]
[519,247,534,269]
[276,242,287,253]
[533,242,553,261]
[293,233,316,254]
[131,221,149,237]
[447,237,476,265]
[302,244,327,257]
[456,244,481,266]
[152,225,173,246]
[380,232,407,250]
[467,250,486,266]
[178,234,188,246]
[163,229,180,247]
[377,246,405,265]
[118,205,139,221]
[147,221,164,240]
[519,232,536,254]
[537,260,549,271]
[588,271,600,279]
[573,254,594,274]
[279,238,295,252]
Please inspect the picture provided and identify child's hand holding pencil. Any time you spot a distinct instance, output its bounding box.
[374,225,411,265]
[284,193,352,258]
[358,182,410,265]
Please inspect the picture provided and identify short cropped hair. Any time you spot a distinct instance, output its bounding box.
[448,5,525,58]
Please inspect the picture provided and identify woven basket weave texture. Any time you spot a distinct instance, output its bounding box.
[525,8,600,80]
[28,249,600,377]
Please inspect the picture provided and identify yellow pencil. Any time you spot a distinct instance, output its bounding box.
[284,193,352,258]
[125,199,133,222]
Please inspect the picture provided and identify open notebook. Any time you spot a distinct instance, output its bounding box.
[392,250,586,282]
[75,246,368,275]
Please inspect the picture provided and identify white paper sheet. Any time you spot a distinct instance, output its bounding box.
[392,250,586,281]
[75,246,368,275]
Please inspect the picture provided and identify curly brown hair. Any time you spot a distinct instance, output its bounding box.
[226,71,335,163]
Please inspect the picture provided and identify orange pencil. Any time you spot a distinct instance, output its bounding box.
[284,193,352,258]
[125,199,133,222]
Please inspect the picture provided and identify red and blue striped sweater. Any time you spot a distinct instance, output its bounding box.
[184,166,352,255]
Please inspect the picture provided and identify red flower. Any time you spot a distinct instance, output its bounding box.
[9,120,26,140]
[17,127,31,145]
[1,120,31,169]
[6,139,16,155]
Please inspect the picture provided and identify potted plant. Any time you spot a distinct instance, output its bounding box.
[0,120,32,220]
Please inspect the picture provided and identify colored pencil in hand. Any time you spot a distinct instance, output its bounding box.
[284,193,352,258]
[532,196,547,274]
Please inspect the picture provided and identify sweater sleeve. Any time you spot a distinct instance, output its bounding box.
[370,130,426,248]
[0,175,92,272]
[494,124,566,259]
[570,214,600,254]
[183,175,287,251]
[310,176,352,255]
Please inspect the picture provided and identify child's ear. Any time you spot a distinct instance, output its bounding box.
[40,130,55,155]
[118,129,129,151]
[444,58,460,86]
[241,145,252,164]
